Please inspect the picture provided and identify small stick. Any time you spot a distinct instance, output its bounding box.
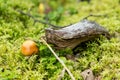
[83,14,107,20]
[16,10,60,27]
[41,38,75,80]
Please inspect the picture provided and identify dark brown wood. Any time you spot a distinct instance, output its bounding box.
[45,20,110,49]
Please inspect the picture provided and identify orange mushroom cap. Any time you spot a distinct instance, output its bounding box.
[21,40,39,56]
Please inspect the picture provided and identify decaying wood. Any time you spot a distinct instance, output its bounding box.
[45,20,110,49]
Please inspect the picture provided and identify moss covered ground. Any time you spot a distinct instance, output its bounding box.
[0,0,120,80]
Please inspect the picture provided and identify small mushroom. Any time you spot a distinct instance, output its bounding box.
[21,40,39,56]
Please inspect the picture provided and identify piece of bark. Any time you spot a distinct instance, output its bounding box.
[81,69,95,80]
[45,19,110,49]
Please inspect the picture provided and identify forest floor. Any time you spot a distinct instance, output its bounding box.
[0,0,120,80]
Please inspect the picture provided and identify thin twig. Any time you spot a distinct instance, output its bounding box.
[16,9,60,27]
[57,68,65,80]
[83,14,107,20]
[41,38,75,80]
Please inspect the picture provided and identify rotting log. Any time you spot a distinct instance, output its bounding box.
[45,20,110,49]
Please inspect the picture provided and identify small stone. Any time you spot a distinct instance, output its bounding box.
[81,69,95,80]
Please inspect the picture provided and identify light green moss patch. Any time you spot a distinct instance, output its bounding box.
[0,0,120,80]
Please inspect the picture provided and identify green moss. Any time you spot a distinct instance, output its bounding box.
[0,0,120,80]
